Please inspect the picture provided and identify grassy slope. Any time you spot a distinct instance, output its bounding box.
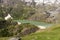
[0,24,60,40]
[22,24,60,40]
[0,37,9,40]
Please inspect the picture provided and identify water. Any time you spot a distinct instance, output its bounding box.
[14,20,52,27]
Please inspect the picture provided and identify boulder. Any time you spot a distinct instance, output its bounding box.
[9,37,21,40]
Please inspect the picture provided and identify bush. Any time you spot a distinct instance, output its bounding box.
[0,23,39,37]
[0,28,13,37]
[20,23,39,36]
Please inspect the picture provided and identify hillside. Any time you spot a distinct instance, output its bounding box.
[0,0,60,40]
[22,24,60,40]
[0,24,60,40]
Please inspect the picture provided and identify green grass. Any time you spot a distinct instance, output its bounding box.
[1,24,60,40]
[22,24,60,40]
[22,31,60,40]
[0,37,9,40]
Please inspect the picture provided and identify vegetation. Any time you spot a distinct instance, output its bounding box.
[0,0,60,40]
[0,23,39,37]
[0,37,9,40]
[0,24,60,40]
[22,24,60,40]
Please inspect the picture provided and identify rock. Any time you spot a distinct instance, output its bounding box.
[21,27,39,36]
[5,14,13,20]
[37,25,46,29]
[9,37,21,40]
